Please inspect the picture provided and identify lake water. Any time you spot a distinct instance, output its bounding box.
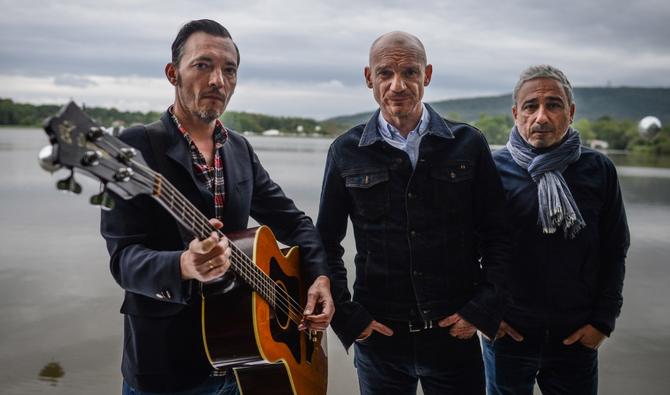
[0,128,668,394]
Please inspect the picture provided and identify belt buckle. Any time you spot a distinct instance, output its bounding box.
[409,320,434,333]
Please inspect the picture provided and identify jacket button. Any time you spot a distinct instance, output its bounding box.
[413,271,423,277]
[407,192,414,199]
[422,309,431,315]
[155,293,165,299]
[450,171,456,179]
[410,230,416,237]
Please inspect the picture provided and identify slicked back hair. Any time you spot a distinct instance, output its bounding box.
[513,64,574,105]
[171,19,240,66]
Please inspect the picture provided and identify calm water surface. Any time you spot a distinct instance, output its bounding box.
[0,128,668,394]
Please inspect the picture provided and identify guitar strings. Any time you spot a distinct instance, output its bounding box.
[97,157,304,325]
[94,138,307,325]
[92,139,288,306]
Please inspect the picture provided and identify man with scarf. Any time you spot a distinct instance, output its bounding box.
[482,64,630,395]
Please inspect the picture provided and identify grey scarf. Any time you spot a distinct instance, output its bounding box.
[506,126,585,238]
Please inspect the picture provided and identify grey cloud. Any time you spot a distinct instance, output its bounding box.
[53,74,97,88]
[0,0,668,117]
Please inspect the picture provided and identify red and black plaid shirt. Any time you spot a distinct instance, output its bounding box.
[169,107,228,221]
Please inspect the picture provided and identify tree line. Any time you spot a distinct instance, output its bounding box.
[0,98,339,136]
[2,98,668,154]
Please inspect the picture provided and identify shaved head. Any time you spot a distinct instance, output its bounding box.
[364,31,432,133]
[369,31,427,66]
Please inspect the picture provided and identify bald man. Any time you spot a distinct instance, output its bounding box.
[316,31,512,395]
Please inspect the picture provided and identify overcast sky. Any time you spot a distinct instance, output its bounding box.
[1,0,668,119]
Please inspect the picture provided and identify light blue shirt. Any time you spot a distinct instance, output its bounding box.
[377,103,431,169]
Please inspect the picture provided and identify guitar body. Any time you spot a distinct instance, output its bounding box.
[201,226,328,395]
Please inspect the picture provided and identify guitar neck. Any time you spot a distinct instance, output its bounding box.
[149,173,279,306]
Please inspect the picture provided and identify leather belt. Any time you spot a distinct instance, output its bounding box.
[408,319,440,333]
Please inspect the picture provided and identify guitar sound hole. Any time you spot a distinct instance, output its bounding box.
[274,281,291,330]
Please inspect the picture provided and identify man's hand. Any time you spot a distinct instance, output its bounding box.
[490,320,524,341]
[299,275,335,331]
[180,219,231,282]
[356,320,394,342]
[563,324,606,350]
[438,313,477,339]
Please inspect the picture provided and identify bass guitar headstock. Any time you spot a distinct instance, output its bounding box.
[39,101,154,209]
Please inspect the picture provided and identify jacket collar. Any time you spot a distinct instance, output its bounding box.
[158,111,215,219]
[358,103,455,147]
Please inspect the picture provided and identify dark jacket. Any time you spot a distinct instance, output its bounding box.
[493,146,629,337]
[316,104,511,349]
[100,112,327,392]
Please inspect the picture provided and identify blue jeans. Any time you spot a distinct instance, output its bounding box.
[353,321,485,395]
[122,374,239,395]
[482,328,598,395]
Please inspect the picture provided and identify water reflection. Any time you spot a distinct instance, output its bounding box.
[38,361,64,385]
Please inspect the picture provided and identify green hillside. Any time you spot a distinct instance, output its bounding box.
[327,87,670,128]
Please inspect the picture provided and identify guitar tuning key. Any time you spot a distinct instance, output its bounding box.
[90,190,115,211]
[81,150,102,166]
[56,170,82,194]
[87,126,105,141]
[118,147,137,164]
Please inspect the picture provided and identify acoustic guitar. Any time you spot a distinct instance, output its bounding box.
[38,102,327,395]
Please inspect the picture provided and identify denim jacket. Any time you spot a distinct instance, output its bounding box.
[317,104,511,348]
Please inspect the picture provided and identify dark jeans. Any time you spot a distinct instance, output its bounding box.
[353,321,485,395]
[122,374,239,395]
[482,328,598,395]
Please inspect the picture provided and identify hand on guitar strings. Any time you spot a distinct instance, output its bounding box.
[299,275,335,332]
[180,219,232,282]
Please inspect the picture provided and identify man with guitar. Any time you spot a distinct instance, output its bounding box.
[100,19,333,395]
[317,31,511,395]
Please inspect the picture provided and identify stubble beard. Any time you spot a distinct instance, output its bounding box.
[175,73,224,124]
[195,109,222,124]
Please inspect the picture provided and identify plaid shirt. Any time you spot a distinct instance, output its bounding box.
[169,107,228,221]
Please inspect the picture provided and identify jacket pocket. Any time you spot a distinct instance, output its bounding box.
[429,160,475,223]
[344,168,390,221]
[430,160,474,183]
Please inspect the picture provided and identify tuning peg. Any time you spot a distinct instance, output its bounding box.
[118,147,137,163]
[56,170,82,194]
[114,167,134,182]
[38,145,62,173]
[81,150,102,166]
[87,126,105,141]
[90,190,115,211]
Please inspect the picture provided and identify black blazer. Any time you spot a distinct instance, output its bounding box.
[100,112,327,392]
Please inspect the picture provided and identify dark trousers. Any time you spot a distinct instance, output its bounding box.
[353,321,485,395]
[482,328,598,395]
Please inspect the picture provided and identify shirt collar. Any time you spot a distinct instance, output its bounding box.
[376,103,430,142]
[168,105,228,146]
[359,103,455,147]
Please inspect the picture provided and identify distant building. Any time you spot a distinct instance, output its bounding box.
[262,129,280,136]
[590,139,609,150]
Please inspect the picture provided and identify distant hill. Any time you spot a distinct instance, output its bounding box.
[326,87,670,128]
